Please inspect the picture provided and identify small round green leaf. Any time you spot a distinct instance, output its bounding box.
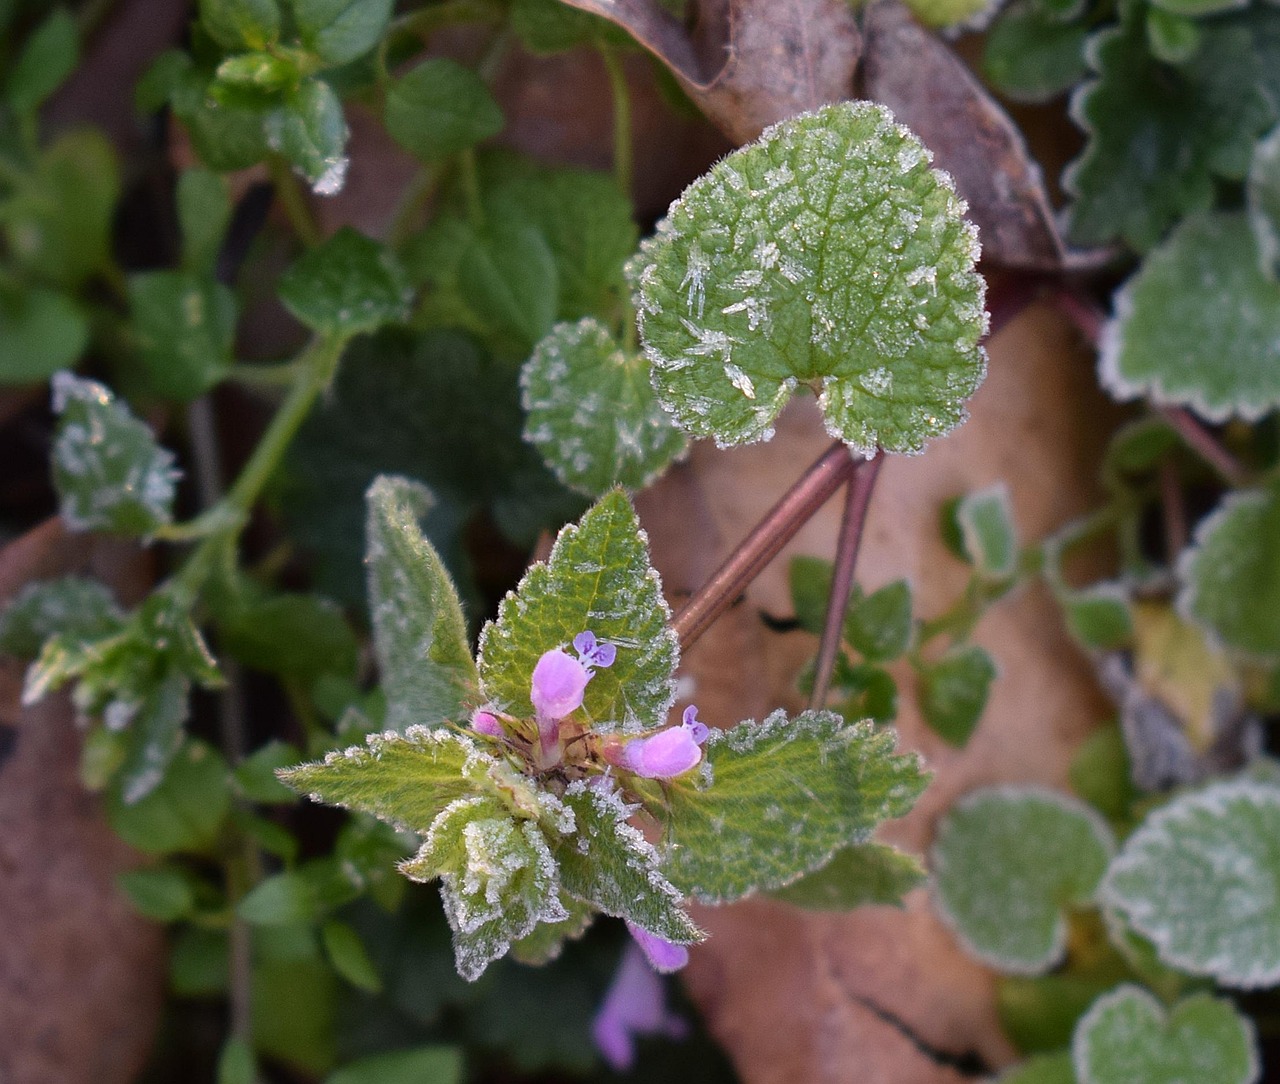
[116,866,197,921]
[636,100,986,453]
[917,644,996,746]
[278,227,411,336]
[128,270,236,400]
[384,58,504,163]
[1072,985,1258,1084]
[521,318,687,497]
[932,786,1115,973]
[1178,487,1280,660]
[1100,213,1280,421]
[845,580,913,662]
[1061,584,1133,652]
[293,0,393,66]
[983,1,1088,104]
[1102,780,1280,987]
[0,287,88,384]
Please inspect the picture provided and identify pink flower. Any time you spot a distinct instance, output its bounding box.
[592,942,688,1070]
[471,710,503,737]
[625,921,690,972]
[618,705,710,779]
[530,648,592,721]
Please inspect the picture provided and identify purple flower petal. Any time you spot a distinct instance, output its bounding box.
[574,629,617,669]
[681,705,709,745]
[621,726,703,779]
[530,648,591,720]
[592,943,689,1071]
[626,921,690,972]
[471,710,503,737]
[573,630,597,656]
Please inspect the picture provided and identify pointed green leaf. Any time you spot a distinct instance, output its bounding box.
[0,286,89,384]
[279,727,492,833]
[521,318,688,497]
[845,580,913,662]
[1102,780,1280,987]
[6,8,78,115]
[220,592,357,681]
[1101,214,1280,420]
[662,710,927,903]
[1065,14,1273,251]
[265,77,348,195]
[128,270,236,400]
[400,797,567,980]
[769,841,925,910]
[477,489,677,731]
[956,484,1018,578]
[293,0,393,66]
[321,920,383,992]
[931,786,1115,974]
[384,58,504,162]
[0,576,123,658]
[636,100,986,453]
[1248,125,1280,279]
[553,781,700,943]
[1072,986,1258,1084]
[366,476,478,729]
[1179,487,1280,659]
[278,227,411,336]
[917,644,996,746]
[50,373,179,536]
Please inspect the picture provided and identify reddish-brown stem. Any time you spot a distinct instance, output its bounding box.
[672,440,859,652]
[1158,406,1250,488]
[808,452,883,710]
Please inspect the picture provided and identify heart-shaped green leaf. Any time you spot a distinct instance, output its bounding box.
[1072,985,1258,1084]
[932,787,1115,973]
[636,100,986,453]
[521,318,687,497]
[1102,780,1280,987]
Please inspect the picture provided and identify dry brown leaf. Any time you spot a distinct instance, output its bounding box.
[0,521,163,1084]
[561,0,861,143]
[860,0,1065,271]
[637,302,1120,1083]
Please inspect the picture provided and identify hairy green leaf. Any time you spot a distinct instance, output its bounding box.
[663,710,927,903]
[521,318,688,497]
[50,373,178,536]
[1072,985,1258,1084]
[1102,779,1280,987]
[477,489,677,730]
[636,100,986,452]
[117,866,198,922]
[365,476,478,730]
[1061,585,1133,651]
[931,786,1115,973]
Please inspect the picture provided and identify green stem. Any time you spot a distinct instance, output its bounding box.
[268,156,322,248]
[598,44,633,196]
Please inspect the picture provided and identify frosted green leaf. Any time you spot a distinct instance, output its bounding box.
[366,476,478,730]
[384,58,504,163]
[1100,214,1280,421]
[636,100,986,453]
[1072,985,1258,1084]
[917,644,996,746]
[1065,15,1272,251]
[278,228,411,336]
[264,78,347,195]
[510,894,595,965]
[553,781,700,944]
[293,0,393,66]
[278,726,492,834]
[1061,585,1133,652]
[400,797,567,981]
[129,270,236,400]
[994,1053,1076,1084]
[0,576,123,658]
[1248,125,1280,279]
[1101,780,1280,987]
[521,318,688,497]
[931,786,1115,974]
[956,484,1018,578]
[662,710,927,904]
[0,286,88,384]
[477,490,677,731]
[1178,487,1280,659]
[769,841,925,910]
[50,373,178,536]
[845,580,913,663]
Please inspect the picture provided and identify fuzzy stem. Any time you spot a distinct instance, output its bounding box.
[672,441,859,652]
[808,452,883,710]
[1158,406,1250,488]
